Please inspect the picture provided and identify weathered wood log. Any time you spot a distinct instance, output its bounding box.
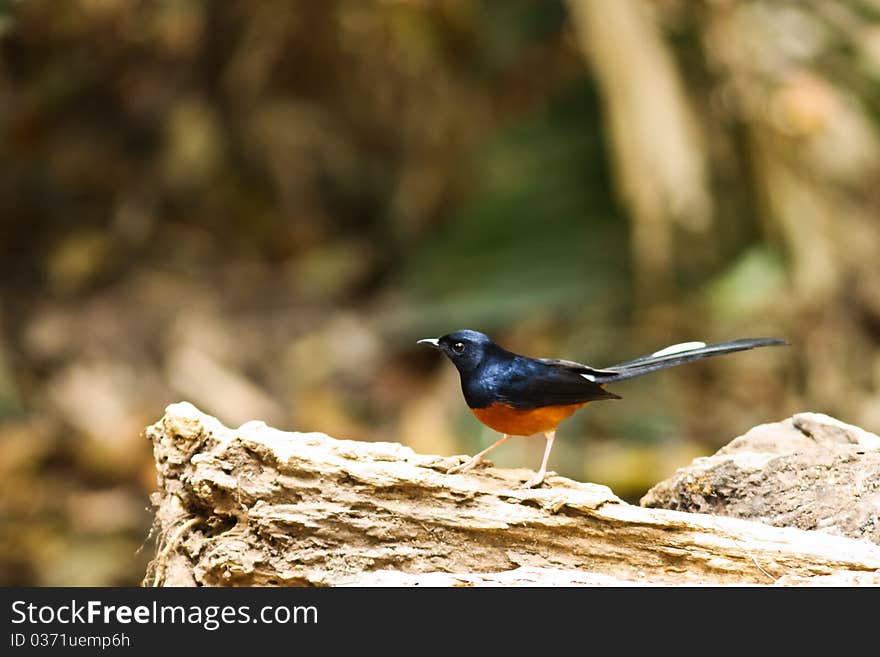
[145,402,880,586]
[642,413,880,545]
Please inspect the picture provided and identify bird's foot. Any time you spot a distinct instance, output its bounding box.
[518,470,553,489]
[446,455,492,475]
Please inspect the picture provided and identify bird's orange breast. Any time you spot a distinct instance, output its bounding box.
[470,402,588,436]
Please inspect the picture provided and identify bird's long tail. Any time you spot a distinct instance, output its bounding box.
[586,338,787,384]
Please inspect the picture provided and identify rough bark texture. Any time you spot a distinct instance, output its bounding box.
[641,413,880,546]
[145,403,880,586]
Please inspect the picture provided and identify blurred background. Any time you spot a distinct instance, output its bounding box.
[2,0,879,585]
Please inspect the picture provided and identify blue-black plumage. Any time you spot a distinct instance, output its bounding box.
[417,329,788,487]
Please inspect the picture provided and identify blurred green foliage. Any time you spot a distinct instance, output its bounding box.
[399,80,628,332]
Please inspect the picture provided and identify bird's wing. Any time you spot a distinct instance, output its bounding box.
[535,357,620,380]
[497,360,621,409]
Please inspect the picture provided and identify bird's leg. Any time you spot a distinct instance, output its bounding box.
[447,433,512,474]
[520,430,556,488]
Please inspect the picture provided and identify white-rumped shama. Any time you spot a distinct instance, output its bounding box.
[419,329,787,488]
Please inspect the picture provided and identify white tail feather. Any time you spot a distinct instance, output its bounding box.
[651,341,706,358]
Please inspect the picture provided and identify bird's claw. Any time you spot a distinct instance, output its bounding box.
[518,471,554,489]
[446,456,492,475]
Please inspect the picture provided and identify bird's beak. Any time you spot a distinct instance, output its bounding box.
[417,338,440,349]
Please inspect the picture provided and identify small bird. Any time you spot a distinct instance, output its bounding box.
[418,329,787,488]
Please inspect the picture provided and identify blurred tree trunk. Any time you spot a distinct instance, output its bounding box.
[567,0,880,428]
[567,0,712,310]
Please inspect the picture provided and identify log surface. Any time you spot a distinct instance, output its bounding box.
[642,413,880,545]
[145,402,880,586]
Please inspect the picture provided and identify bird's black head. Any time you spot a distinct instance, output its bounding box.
[418,329,497,373]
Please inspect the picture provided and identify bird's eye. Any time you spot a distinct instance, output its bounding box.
[452,341,466,354]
